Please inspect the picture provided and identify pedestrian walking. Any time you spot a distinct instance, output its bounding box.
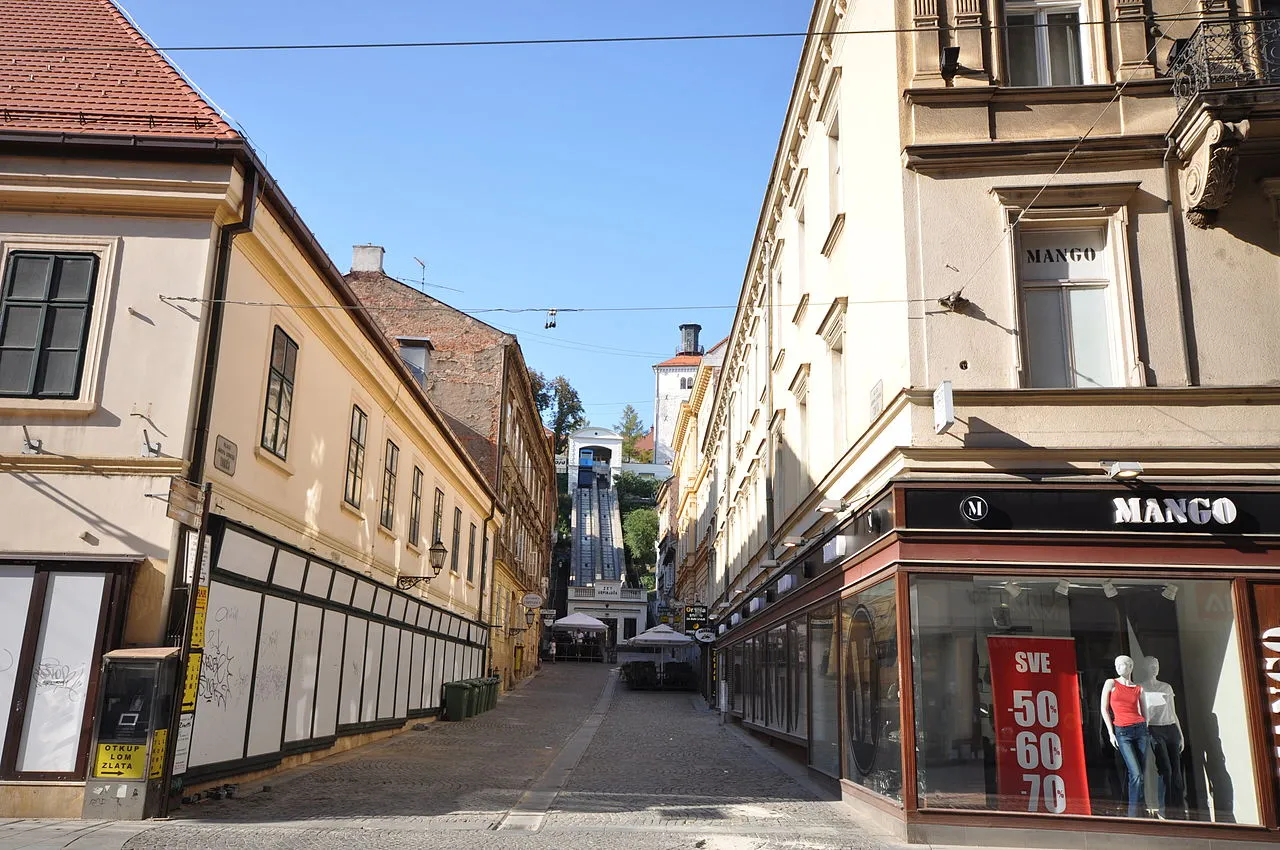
[549,640,557,663]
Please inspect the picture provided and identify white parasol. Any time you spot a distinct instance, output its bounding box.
[625,624,695,647]
[552,612,608,632]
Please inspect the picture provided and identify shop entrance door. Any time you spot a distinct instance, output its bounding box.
[0,564,116,781]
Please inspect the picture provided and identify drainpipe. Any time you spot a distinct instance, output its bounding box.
[482,347,511,675]
[189,165,259,481]
[161,164,256,641]
[762,239,776,548]
[480,495,498,677]
[1162,142,1199,386]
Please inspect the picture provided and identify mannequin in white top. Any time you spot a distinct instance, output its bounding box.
[1142,657,1185,815]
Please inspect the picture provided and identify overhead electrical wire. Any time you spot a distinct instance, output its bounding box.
[946,0,1199,300]
[156,294,930,314]
[0,14,1208,54]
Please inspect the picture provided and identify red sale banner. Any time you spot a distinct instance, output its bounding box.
[987,636,1091,815]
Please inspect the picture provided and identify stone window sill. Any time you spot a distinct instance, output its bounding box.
[254,444,294,477]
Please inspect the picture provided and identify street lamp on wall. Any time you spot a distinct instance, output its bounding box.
[397,539,447,590]
[508,607,537,635]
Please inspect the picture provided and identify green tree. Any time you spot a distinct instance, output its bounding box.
[614,471,659,510]
[546,375,586,456]
[622,508,659,570]
[616,404,647,461]
[527,369,552,417]
[638,570,656,592]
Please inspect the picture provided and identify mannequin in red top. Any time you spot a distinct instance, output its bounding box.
[1101,655,1149,817]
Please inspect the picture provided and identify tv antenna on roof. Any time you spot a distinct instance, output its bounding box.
[413,257,427,292]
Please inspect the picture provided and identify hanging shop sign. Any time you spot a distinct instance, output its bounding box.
[684,605,708,631]
[904,488,1280,534]
[987,636,1091,816]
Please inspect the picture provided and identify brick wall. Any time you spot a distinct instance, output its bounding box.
[347,271,506,484]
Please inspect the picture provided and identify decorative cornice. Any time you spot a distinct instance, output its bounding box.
[906,134,1168,175]
[0,454,185,476]
[901,385,1280,406]
[0,169,237,221]
[991,181,1142,209]
[817,296,848,349]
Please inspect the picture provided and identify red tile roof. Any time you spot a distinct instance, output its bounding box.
[654,354,702,368]
[634,428,654,453]
[0,0,235,138]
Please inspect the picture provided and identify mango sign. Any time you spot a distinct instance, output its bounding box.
[95,743,145,779]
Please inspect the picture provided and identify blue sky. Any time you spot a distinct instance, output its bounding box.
[122,0,809,433]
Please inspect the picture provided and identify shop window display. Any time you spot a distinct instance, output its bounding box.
[910,575,1258,823]
[789,618,808,739]
[841,581,902,801]
[809,604,840,776]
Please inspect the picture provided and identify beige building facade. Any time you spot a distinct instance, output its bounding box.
[699,0,1280,846]
[345,253,556,692]
[0,0,497,817]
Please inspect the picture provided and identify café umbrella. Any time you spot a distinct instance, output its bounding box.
[551,612,608,632]
[625,624,695,647]
[625,624,696,678]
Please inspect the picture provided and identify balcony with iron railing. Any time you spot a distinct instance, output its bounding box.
[568,585,646,601]
[1170,16,1280,114]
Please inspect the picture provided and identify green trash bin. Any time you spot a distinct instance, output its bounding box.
[443,680,473,721]
[485,676,498,711]
[463,680,481,718]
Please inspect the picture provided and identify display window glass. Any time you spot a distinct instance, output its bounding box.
[809,603,840,776]
[841,580,902,801]
[910,575,1258,824]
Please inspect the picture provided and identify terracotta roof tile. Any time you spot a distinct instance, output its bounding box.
[654,354,702,368]
[634,428,654,453]
[0,0,235,138]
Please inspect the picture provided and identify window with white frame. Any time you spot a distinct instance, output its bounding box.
[1017,226,1120,388]
[1004,0,1090,86]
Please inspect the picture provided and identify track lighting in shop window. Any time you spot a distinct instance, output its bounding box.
[1055,579,1071,597]
[1004,581,1023,599]
[1103,579,1119,598]
[1162,584,1179,601]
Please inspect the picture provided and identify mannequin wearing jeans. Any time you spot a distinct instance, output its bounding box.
[1142,657,1185,817]
[1101,655,1149,818]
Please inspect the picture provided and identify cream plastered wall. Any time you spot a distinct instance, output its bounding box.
[0,158,236,644]
[709,0,914,599]
[204,203,495,621]
[908,166,1185,390]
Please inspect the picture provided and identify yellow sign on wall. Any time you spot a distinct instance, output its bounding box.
[181,651,202,712]
[148,729,168,779]
[94,743,145,779]
[191,586,209,650]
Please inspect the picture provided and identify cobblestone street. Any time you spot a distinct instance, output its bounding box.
[105,663,892,850]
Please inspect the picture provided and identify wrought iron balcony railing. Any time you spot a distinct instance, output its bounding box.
[1171,17,1280,113]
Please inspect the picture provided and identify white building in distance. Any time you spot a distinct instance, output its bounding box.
[652,323,703,466]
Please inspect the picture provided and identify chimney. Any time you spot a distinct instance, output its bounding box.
[396,337,433,389]
[678,323,702,356]
[351,244,385,274]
